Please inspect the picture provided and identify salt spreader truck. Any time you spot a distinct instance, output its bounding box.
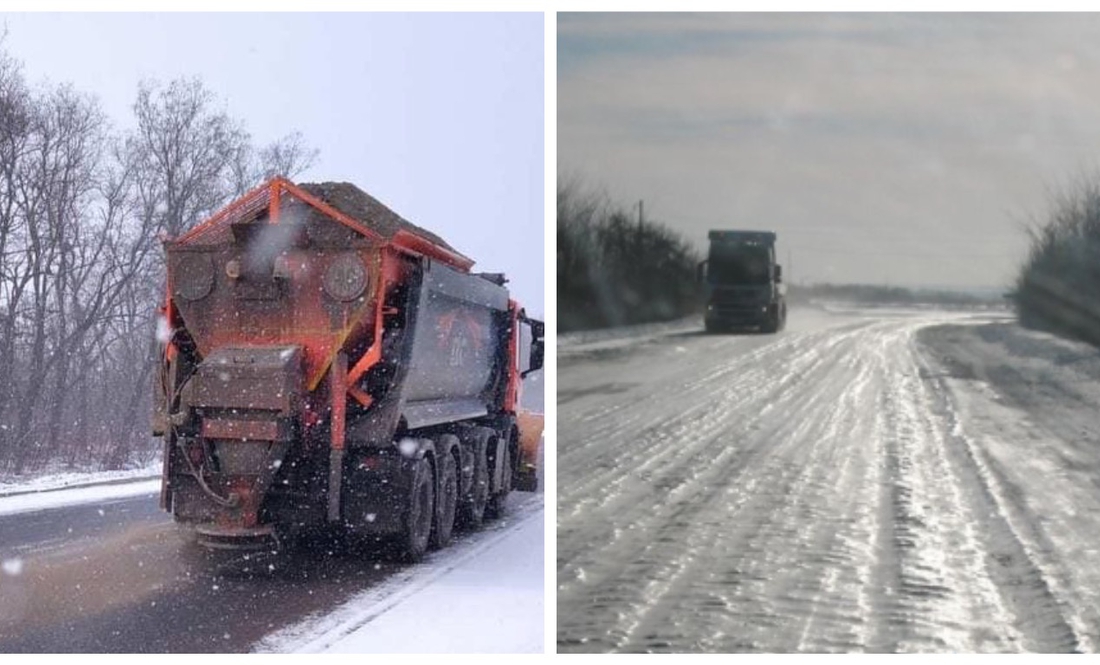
[153,178,544,561]
[699,230,787,333]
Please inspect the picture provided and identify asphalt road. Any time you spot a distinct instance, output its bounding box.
[0,487,538,652]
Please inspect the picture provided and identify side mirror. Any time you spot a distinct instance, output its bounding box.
[697,260,708,284]
[775,264,783,283]
[522,317,544,378]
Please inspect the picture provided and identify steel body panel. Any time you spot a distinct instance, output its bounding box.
[399,260,510,408]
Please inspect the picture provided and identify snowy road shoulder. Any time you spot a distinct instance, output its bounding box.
[253,495,544,654]
[558,316,704,360]
[0,478,161,517]
[0,463,160,497]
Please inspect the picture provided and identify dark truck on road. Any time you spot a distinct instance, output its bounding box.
[699,230,787,333]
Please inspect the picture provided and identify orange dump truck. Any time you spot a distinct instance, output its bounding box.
[154,178,543,561]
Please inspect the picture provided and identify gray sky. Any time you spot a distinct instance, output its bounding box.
[2,12,544,314]
[559,12,1100,291]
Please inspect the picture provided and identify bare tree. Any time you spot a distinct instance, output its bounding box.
[131,77,250,236]
[259,131,318,181]
[229,131,318,197]
[0,45,33,447]
[0,52,320,475]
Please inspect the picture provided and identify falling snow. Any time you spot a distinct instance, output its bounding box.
[155,315,173,344]
[397,439,418,458]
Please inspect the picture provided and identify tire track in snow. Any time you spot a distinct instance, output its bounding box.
[559,325,867,527]
[559,312,1079,653]
[866,326,1022,652]
[559,321,884,651]
[911,344,1086,652]
[558,325,868,583]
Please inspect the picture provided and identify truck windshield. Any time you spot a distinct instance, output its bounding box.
[708,244,771,285]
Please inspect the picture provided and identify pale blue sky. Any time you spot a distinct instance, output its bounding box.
[2,12,544,314]
[560,13,1100,290]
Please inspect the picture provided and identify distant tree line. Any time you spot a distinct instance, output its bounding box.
[1011,178,1100,346]
[788,283,1004,308]
[558,177,701,332]
[0,42,317,476]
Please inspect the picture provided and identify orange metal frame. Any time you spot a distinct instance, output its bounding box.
[344,248,395,401]
[174,179,273,246]
[503,300,521,414]
[164,177,479,408]
[175,177,475,272]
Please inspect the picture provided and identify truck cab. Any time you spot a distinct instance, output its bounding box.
[699,230,787,333]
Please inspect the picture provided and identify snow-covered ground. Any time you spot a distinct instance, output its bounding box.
[0,478,161,517]
[0,461,160,497]
[559,316,703,358]
[559,304,1099,653]
[256,495,544,654]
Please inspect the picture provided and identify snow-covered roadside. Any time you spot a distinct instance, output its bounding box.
[917,321,1100,649]
[254,496,544,654]
[0,461,160,497]
[559,315,702,357]
[0,478,161,517]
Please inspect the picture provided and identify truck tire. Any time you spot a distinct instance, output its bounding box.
[458,430,491,530]
[487,443,512,519]
[762,307,780,334]
[430,448,458,550]
[514,470,538,492]
[402,456,435,562]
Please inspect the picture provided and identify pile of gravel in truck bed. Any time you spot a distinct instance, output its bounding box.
[298,181,458,253]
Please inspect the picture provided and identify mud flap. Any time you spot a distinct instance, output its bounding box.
[490,434,507,493]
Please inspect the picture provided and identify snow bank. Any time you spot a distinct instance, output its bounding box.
[559,316,703,359]
[0,479,161,517]
[0,461,160,497]
[255,502,544,654]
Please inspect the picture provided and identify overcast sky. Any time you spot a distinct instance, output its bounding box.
[559,12,1100,291]
[1,12,544,314]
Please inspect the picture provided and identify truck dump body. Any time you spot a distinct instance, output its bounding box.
[401,261,509,424]
[156,178,542,559]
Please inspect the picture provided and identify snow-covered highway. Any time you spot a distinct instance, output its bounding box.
[557,306,1100,653]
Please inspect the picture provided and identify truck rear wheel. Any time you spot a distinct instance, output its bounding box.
[430,449,458,550]
[402,456,435,562]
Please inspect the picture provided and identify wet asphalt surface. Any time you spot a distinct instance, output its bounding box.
[0,489,536,653]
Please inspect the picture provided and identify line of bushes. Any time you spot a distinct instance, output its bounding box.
[558,177,701,332]
[1012,179,1100,346]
